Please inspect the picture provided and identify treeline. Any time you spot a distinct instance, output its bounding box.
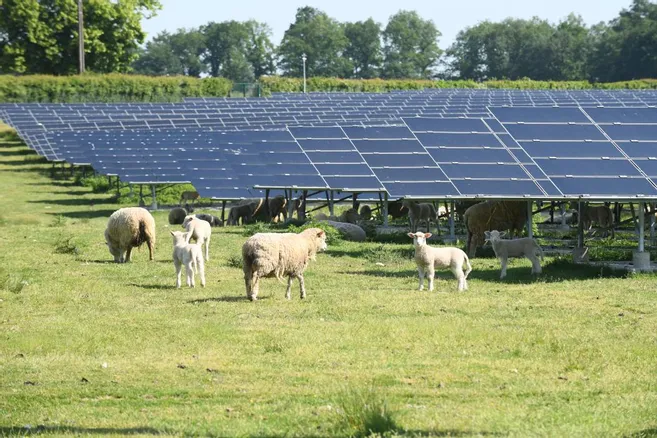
[1,0,655,83]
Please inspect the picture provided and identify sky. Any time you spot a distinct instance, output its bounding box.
[140,0,633,49]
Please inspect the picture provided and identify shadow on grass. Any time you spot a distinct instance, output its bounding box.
[46,210,116,219]
[626,428,657,437]
[403,429,501,437]
[187,295,267,303]
[0,147,35,156]
[128,283,173,290]
[28,181,76,187]
[29,197,115,207]
[0,426,166,436]
[342,259,630,284]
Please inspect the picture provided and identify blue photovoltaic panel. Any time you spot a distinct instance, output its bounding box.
[503,124,607,141]
[427,147,518,163]
[295,139,354,151]
[491,107,590,123]
[350,139,426,153]
[452,179,543,196]
[533,158,642,177]
[628,160,657,177]
[322,176,383,191]
[586,107,657,124]
[550,177,657,196]
[361,153,432,168]
[384,181,459,198]
[616,142,657,158]
[342,126,414,139]
[314,164,376,176]
[305,151,364,163]
[522,164,550,180]
[518,141,624,158]
[403,117,489,132]
[601,125,657,141]
[415,133,502,147]
[289,126,346,139]
[440,163,532,179]
[375,167,449,182]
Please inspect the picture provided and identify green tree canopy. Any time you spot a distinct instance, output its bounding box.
[277,6,352,77]
[344,18,382,78]
[381,10,442,79]
[131,28,205,77]
[0,0,161,74]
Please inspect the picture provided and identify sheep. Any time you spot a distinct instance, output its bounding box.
[242,228,328,301]
[227,199,264,225]
[170,230,205,288]
[359,205,372,221]
[104,207,156,263]
[179,191,200,206]
[402,200,437,233]
[168,207,188,225]
[269,195,287,223]
[182,215,212,262]
[570,203,615,238]
[408,232,472,292]
[387,200,408,220]
[338,208,361,224]
[484,230,544,279]
[464,201,527,258]
[194,213,223,227]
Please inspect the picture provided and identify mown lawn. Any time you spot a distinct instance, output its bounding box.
[1,128,657,437]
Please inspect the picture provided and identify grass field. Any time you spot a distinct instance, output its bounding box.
[1,128,657,437]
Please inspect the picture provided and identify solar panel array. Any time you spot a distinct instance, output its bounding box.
[2,89,657,200]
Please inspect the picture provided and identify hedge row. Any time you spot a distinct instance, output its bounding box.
[0,74,233,103]
[1,75,657,103]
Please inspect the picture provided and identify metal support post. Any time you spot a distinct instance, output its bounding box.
[650,202,656,247]
[560,202,566,227]
[639,201,646,253]
[299,190,308,220]
[577,201,584,248]
[328,191,334,217]
[221,200,227,225]
[550,201,554,224]
[352,193,358,210]
[449,200,455,241]
[527,200,533,239]
[286,190,296,222]
[150,185,157,210]
[382,193,389,228]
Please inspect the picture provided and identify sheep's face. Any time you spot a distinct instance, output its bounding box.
[408,231,432,246]
[170,230,189,246]
[316,230,328,252]
[484,230,506,243]
[182,215,195,227]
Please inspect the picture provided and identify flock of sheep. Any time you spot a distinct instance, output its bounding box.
[102,195,614,299]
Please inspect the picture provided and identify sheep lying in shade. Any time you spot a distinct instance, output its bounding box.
[408,232,472,292]
[464,200,527,258]
[170,231,205,288]
[182,215,212,262]
[168,207,188,225]
[242,228,328,301]
[194,213,223,227]
[484,230,544,279]
[104,207,156,263]
[359,205,372,221]
[402,200,437,233]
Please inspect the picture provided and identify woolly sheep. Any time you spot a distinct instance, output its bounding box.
[484,230,544,279]
[104,207,156,263]
[168,207,188,225]
[402,200,437,233]
[387,200,409,220]
[338,208,361,224]
[359,205,372,221]
[269,195,287,223]
[408,232,472,292]
[182,215,212,262]
[227,199,264,225]
[195,213,223,227]
[464,201,526,258]
[170,231,205,288]
[179,191,200,206]
[242,228,328,301]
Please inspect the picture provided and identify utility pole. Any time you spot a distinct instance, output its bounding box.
[78,0,85,74]
[302,53,307,94]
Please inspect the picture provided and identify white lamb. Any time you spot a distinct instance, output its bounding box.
[170,231,206,288]
[182,215,212,261]
[408,232,472,292]
[484,230,544,279]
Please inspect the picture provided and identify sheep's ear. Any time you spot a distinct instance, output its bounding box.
[317,230,325,237]
[407,232,415,238]
[170,230,175,236]
[425,233,432,238]
[500,231,507,237]
[484,231,491,238]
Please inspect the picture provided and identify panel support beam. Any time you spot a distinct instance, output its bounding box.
[221,200,227,225]
[328,191,334,217]
[650,202,656,248]
[527,200,533,239]
[449,200,455,242]
[560,202,567,228]
[382,193,389,228]
[150,184,157,210]
[577,201,584,249]
[639,201,646,253]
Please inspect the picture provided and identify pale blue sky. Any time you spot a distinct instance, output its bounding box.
[141,0,632,49]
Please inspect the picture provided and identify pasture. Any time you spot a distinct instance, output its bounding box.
[1,128,657,437]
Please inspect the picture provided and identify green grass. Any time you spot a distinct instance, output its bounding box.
[1,127,657,437]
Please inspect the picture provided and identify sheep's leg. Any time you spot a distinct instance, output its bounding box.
[198,257,206,287]
[250,275,260,301]
[298,274,306,299]
[427,265,435,292]
[452,264,465,291]
[417,266,425,291]
[243,269,252,299]
[186,263,194,288]
[147,239,154,261]
[286,276,293,300]
[205,236,210,262]
[499,257,508,279]
[175,259,182,288]
[125,247,132,262]
[529,255,542,275]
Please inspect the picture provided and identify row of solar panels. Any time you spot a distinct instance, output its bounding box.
[3,91,657,201]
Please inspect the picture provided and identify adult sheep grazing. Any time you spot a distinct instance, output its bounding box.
[194,213,223,227]
[242,228,328,301]
[387,200,408,220]
[485,230,544,279]
[168,207,188,225]
[464,200,526,258]
[359,205,372,221]
[408,232,472,292]
[170,231,205,288]
[571,203,615,238]
[182,215,212,262]
[227,199,264,226]
[104,207,156,263]
[179,191,200,206]
[402,200,437,233]
[269,195,287,223]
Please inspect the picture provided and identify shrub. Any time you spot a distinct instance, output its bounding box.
[333,387,399,438]
[54,234,82,255]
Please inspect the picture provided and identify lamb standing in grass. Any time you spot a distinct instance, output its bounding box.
[242,228,327,301]
[170,231,205,288]
[182,215,212,262]
[104,207,156,263]
[484,230,544,279]
[408,232,472,292]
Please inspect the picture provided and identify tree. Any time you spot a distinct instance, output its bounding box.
[202,20,253,82]
[0,0,161,74]
[344,18,382,78]
[277,6,352,77]
[244,20,276,78]
[382,10,442,79]
[131,29,205,77]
